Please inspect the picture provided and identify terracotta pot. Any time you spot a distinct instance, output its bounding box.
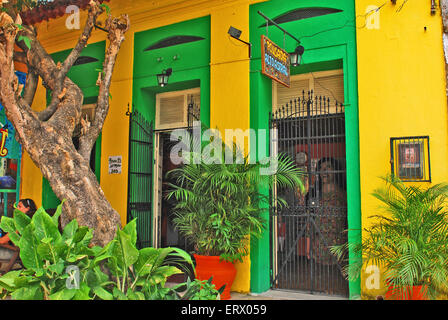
[385,285,428,300]
[194,254,237,300]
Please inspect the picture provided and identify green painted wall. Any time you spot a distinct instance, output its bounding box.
[133,16,211,126]
[42,41,105,210]
[132,16,211,244]
[248,0,361,298]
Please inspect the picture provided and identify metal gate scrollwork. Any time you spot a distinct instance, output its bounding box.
[270,91,349,297]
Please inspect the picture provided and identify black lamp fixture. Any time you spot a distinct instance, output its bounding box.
[157,68,172,87]
[228,26,252,58]
[290,45,305,67]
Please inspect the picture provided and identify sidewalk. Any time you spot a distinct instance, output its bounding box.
[229,290,347,300]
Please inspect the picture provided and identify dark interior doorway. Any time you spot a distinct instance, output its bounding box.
[159,132,194,283]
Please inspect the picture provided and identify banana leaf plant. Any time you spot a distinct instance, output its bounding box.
[0,202,200,300]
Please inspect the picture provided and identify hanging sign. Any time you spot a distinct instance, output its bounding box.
[261,35,291,88]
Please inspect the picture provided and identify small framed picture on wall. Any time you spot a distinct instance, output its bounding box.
[390,136,430,182]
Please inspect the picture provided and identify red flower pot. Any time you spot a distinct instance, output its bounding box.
[194,254,237,300]
[385,285,428,300]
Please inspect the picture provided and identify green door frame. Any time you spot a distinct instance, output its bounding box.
[132,16,211,246]
[248,0,361,299]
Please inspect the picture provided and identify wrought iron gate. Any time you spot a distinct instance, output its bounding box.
[270,91,348,297]
[187,94,201,131]
[127,110,153,249]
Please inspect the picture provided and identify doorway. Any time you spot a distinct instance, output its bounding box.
[153,131,193,252]
[270,70,349,297]
[152,88,200,252]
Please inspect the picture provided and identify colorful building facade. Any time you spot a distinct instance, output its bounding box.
[8,0,446,299]
[356,0,448,299]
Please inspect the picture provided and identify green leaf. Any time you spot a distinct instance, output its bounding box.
[148,266,182,285]
[18,224,43,270]
[18,35,31,50]
[67,254,87,263]
[11,283,43,300]
[32,207,61,243]
[48,260,65,275]
[0,216,17,235]
[13,210,31,235]
[62,219,78,242]
[72,283,91,300]
[73,226,92,245]
[122,219,137,246]
[100,3,111,14]
[86,266,110,289]
[93,286,113,300]
[49,288,77,300]
[0,270,22,291]
[116,229,139,269]
[134,247,159,276]
[112,287,128,300]
[36,242,53,261]
[13,275,38,289]
[52,200,65,227]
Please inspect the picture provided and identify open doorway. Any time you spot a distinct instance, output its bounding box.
[153,131,195,283]
[158,131,192,251]
[151,88,200,283]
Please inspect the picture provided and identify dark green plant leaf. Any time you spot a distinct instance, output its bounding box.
[11,283,43,300]
[13,210,31,234]
[49,288,77,300]
[18,224,43,270]
[32,207,61,243]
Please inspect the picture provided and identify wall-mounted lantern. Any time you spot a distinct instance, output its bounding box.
[157,68,172,87]
[290,45,305,67]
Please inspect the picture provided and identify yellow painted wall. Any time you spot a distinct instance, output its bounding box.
[21,77,46,208]
[99,35,134,228]
[356,0,448,298]
[210,2,251,294]
[19,0,264,294]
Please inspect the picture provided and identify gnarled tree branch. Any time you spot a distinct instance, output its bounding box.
[78,14,130,161]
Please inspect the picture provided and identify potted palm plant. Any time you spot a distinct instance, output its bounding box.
[166,134,304,300]
[331,175,448,300]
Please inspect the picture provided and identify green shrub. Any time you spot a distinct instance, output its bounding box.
[0,202,217,300]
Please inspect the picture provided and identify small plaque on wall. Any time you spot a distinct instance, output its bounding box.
[108,156,122,174]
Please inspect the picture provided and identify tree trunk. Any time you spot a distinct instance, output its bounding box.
[0,1,130,246]
[25,121,121,246]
